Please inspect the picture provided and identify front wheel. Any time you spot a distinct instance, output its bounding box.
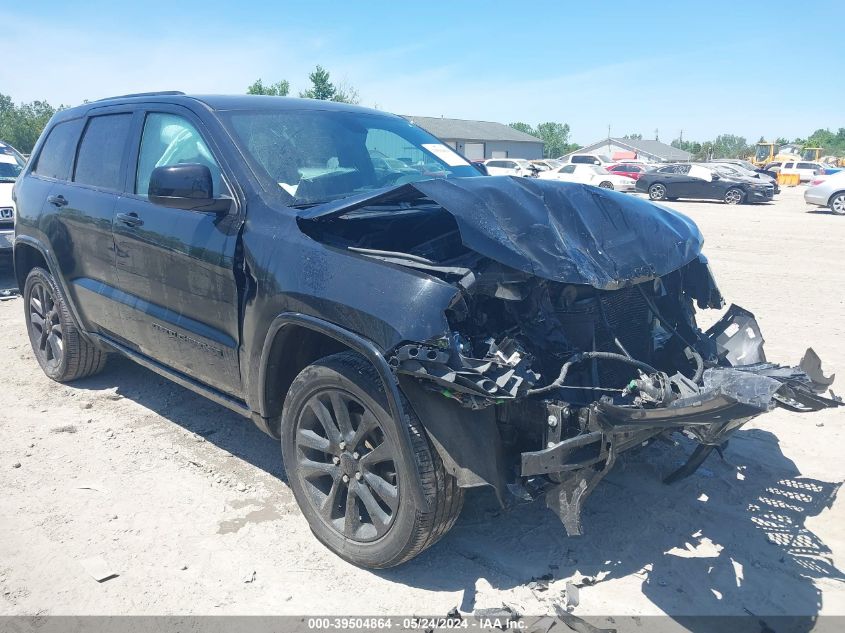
[281,351,464,568]
[724,188,744,205]
[829,192,845,215]
[648,183,667,200]
[598,181,614,189]
[23,267,107,382]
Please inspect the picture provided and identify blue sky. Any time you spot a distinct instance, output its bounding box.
[2,1,843,144]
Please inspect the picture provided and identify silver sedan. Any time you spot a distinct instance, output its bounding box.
[804,171,845,214]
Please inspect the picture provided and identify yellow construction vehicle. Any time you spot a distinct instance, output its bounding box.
[751,141,800,167]
[801,147,824,162]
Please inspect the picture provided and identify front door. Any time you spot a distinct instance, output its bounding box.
[112,108,243,395]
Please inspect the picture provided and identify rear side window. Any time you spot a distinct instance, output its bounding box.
[74,114,133,191]
[571,155,594,164]
[32,119,84,181]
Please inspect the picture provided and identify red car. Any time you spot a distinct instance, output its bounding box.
[607,163,649,180]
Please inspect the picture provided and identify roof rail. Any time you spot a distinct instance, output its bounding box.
[94,91,186,102]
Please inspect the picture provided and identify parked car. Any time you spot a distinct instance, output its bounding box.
[530,159,563,172]
[559,153,613,166]
[0,154,22,253]
[483,158,536,177]
[538,163,636,191]
[779,161,823,182]
[804,170,845,214]
[707,162,779,194]
[607,163,650,180]
[0,140,26,166]
[13,93,838,568]
[636,164,774,204]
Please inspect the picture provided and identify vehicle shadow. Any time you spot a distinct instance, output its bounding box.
[377,430,842,628]
[65,356,843,628]
[70,355,287,482]
[805,209,841,216]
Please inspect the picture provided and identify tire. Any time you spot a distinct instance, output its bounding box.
[829,192,845,215]
[281,351,464,568]
[648,183,667,200]
[723,188,744,205]
[23,267,107,382]
[598,181,614,190]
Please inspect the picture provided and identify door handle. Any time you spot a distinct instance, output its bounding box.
[47,194,68,207]
[116,212,144,228]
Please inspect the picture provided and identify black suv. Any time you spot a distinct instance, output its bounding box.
[12,93,838,568]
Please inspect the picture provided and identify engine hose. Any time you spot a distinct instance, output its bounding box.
[527,351,659,396]
[635,285,706,383]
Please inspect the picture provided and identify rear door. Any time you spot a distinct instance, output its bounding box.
[112,106,243,395]
[37,109,134,336]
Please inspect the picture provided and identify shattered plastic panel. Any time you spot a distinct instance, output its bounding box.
[702,367,782,410]
[298,176,704,290]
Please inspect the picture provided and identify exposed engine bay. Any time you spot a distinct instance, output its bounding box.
[298,177,842,534]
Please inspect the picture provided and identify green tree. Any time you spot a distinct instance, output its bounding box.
[246,79,290,96]
[508,122,536,137]
[535,122,573,158]
[0,93,61,153]
[623,133,642,140]
[297,65,359,103]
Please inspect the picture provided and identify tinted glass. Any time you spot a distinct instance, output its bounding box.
[136,113,224,197]
[0,161,22,182]
[797,162,816,169]
[32,119,84,181]
[74,114,132,190]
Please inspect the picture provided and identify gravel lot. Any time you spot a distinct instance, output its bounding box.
[1,186,843,622]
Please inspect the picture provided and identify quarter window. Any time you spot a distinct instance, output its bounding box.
[136,113,224,197]
[32,119,84,181]
[74,114,133,190]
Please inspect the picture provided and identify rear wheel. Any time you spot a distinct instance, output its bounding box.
[724,188,744,205]
[829,192,845,215]
[23,267,107,382]
[598,181,614,189]
[648,183,667,200]
[281,351,463,568]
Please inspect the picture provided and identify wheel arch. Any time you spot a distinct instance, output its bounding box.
[259,312,430,510]
[13,236,85,332]
[828,190,845,207]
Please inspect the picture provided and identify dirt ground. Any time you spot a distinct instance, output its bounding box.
[1,186,844,623]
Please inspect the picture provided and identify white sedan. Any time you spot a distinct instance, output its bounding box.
[538,163,636,191]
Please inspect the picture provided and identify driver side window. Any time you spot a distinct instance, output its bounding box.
[136,113,226,197]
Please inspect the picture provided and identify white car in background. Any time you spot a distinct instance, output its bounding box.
[0,154,22,253]
[560,153,614,166]
[779,161,823,182]
[804,171,845,214]
[538,163,636,191]
[483,158,536,177]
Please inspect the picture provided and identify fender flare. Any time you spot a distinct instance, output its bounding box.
[14,234,86,332]
[259,312,430,511]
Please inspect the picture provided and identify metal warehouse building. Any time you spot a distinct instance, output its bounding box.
[403,115,544,160]
[559,137,692,163]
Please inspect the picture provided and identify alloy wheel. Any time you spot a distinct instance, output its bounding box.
[724,189,743,205]
[831,193,845,215]
[649,184,666,200]
[28,279,63,370]
[294,389,399,542]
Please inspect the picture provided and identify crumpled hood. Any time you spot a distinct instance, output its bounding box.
[297,176,704,290]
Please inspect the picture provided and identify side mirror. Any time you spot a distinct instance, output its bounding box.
[149,164,230,213]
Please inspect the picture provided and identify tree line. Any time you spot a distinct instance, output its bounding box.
[3,74,844,163]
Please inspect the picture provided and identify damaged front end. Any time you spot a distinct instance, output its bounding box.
[298,176,841,535]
